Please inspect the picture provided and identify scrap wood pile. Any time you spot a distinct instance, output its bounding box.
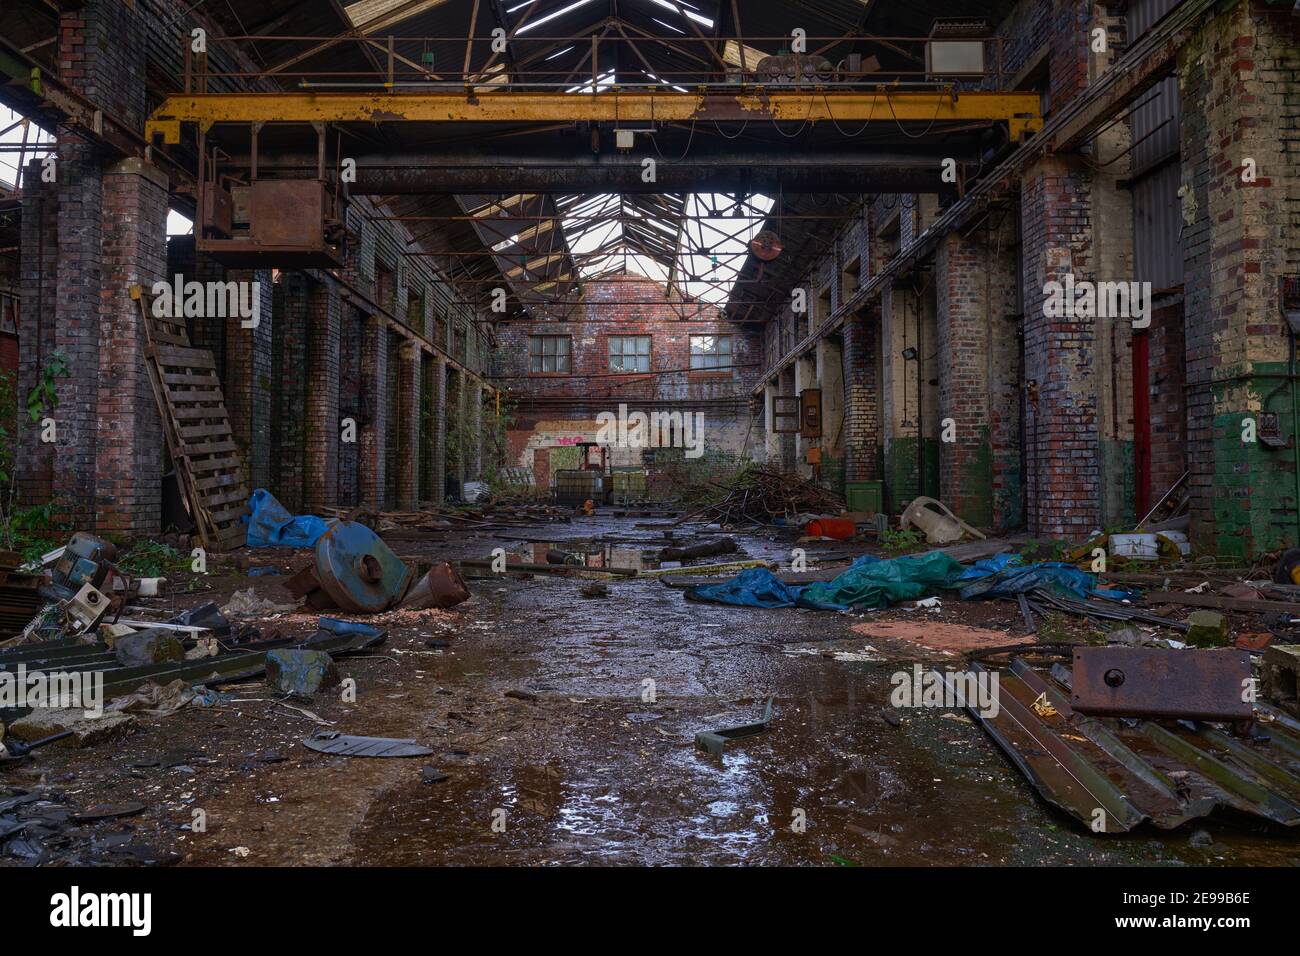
[322,501,572,533]
[673,468,844,527]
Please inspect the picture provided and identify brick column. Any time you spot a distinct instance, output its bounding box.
[937,231,993,528]
[1020,155,1100,538]
[468,379,483,481]
[881,282,921,513]
[359,314,387,508]
[394,341,421,508]
[48,140,103,529]
[431,356,448,503]
[304,277,341,512]
[17,164,58,507]
[776,368,796,470]
[271,273,309,511]
[94,158,167,536]
[763,383,781,465]
[1180,0,1300,559]
[446,367,465,490]
[841,305,879,483]
[224,268,273,491]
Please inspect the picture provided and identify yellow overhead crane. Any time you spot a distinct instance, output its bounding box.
[144,90,1044,143]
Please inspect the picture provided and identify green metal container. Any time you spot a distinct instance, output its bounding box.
[844,480,884,515]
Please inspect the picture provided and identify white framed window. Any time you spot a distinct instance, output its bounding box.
[690,334,734,370]
[529,335,571,373]
[608,335,651,373]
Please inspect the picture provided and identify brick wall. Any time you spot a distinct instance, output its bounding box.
[1180,0,1300,558]
[499,273,761,486]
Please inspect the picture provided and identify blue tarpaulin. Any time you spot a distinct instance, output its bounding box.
[244,489,331,549]
[684,550,1132,611]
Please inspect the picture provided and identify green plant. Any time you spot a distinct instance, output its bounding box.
[118,540,187,577]
[880,526,924,555]
[26,352,68,423]
[1019,537,1069,563]
[0,352,70,550]
[481,391,517,490]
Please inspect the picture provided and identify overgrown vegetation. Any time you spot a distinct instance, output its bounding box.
[880,526,924,555]
[1018,537,1071,563]
[0,353,70,553]
[481,391,517,491]
[117,540,188,578]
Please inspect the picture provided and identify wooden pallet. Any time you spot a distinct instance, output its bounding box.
[133,286,248,552]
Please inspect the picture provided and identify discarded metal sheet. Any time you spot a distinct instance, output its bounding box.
[0,619,387,715]
[302,731,433,758]
[694,697,775,757]
[72,801,145,823]
[1071,646,1253,721]
[950,659,1300,833]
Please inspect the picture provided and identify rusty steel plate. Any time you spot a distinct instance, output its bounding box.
[1071,647,1253,721]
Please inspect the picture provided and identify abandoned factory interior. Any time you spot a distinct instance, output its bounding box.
[2,0,1300,895]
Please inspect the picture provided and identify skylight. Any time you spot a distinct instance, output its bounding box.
[565,68,616,94]
[0,107,54,191]
[642,0,713,29]
[676,193,774,306]
[516,0,599,34]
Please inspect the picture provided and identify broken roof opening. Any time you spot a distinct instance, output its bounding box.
[0,106,54,193]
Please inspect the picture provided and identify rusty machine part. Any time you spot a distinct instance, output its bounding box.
[1070,646,1254,722]
[45,532,118,601]
[399,563,471,610]
[749,230,783,262]
[284,521,413,614]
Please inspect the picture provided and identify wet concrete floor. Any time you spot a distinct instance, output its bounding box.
[7,516,1300,866]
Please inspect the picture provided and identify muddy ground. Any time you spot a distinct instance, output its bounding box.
[4,515,1300,866]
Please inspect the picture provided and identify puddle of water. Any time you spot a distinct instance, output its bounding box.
[505,541,661,571]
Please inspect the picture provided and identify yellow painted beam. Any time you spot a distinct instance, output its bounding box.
[145,90,1043,143]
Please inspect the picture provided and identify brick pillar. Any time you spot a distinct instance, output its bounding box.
[881,282,921,513]
[763,383,782,465]
[776,368,796,470]
[1020,155,1100,538]
[446,367,465,490]
[1180,0,1300,559]
[817,337,844,478]
[468,379,483,481]
[224,268,273,491]
[937,231,993,528]
[94,158,167,536]
[271,273,309,511]
[794,354,816,476]
[359,314,387,507]
[431,356,448,503]
[394,341,421,508]
[48,140,103,529]
[17,164,58,507]
[842,305,879,483]
[304,277,341,512]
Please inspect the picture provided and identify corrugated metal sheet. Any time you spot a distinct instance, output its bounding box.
[950,658,1300,833]
[1134,161,1183,289]
[1129,0,1183,288]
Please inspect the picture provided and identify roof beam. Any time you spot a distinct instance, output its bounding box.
[147,90,1043,141]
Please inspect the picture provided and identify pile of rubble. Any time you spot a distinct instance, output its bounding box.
[673,468,845,528]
